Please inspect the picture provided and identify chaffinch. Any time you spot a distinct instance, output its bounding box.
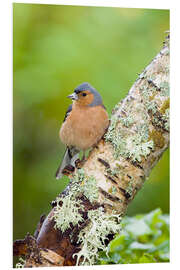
[55,82,109,179]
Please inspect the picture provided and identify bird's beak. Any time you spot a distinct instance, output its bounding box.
[67,93,78,100]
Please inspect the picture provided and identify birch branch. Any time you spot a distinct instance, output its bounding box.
[13,34,170,267]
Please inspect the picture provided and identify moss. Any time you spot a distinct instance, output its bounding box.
[160,98,170,114]
[149,130,165,148]
[73,207,121,265]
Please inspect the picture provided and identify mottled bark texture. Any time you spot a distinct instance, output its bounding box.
[13,35,169,267]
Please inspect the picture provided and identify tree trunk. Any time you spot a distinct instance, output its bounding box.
[13,34,169,267]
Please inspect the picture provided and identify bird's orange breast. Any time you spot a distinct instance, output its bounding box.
[60,105,109,150]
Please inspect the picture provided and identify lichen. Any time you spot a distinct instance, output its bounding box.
[108,185,118,195]
[106,166,119,177]
[106,115,154,162]
[162,108,170,131]
[126,178,134,196]
[52,169,99,233]
[82,176,99,203]
[140,84,158,114]
[53,195,84,233]
[159,81,169,97]
[120,115,134,127]
[73,207,121,265]
[127,137,154,162]
[105,115,119,143]
[16,257,25,268]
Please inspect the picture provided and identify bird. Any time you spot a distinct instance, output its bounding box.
[55,82,109,179]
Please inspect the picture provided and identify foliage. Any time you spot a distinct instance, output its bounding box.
[98,208,169,264]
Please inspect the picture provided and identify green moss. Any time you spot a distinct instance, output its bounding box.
[160,98,170,114]
[149,130,165,148]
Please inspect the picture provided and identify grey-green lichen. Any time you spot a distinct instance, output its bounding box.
[126,177,134,196]
[126,135,154,162]
[105,166,119,177]
[52,169,99,233]
[139,76,169,132]
[120,115,134,127]
[105,115,119,143]
[140,85,158,114]
[81,175,99,203]
[52,169,122,266]
[105,117,154,162]
[112,186,117,194]
[159,81,169,97]
[73,207,121,265]
[16,257,25,268]
[53,195,84,233]
[108,185,118,195]
[162,108,170,131]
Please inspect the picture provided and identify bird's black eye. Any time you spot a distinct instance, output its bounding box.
[82,93,87,97]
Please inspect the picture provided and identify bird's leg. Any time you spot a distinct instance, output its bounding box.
[75,151,86,168]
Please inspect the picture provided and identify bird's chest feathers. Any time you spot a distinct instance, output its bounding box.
[60,105,108,150]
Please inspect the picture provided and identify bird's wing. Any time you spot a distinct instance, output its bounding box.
[63,104,72,122]
[55,146,79,180]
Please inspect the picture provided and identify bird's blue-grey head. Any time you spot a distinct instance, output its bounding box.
[72,82,103,107]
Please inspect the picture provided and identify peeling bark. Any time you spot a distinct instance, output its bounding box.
[13,34,170,267]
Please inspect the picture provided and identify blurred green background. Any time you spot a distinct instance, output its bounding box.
[13,3,169,248]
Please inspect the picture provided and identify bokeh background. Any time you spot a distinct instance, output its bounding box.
[13,2,169,254]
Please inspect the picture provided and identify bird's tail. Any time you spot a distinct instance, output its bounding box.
[55,147,79,179]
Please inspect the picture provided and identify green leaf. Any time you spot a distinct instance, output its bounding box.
[98,208,169,265]
[138,253,157,263]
